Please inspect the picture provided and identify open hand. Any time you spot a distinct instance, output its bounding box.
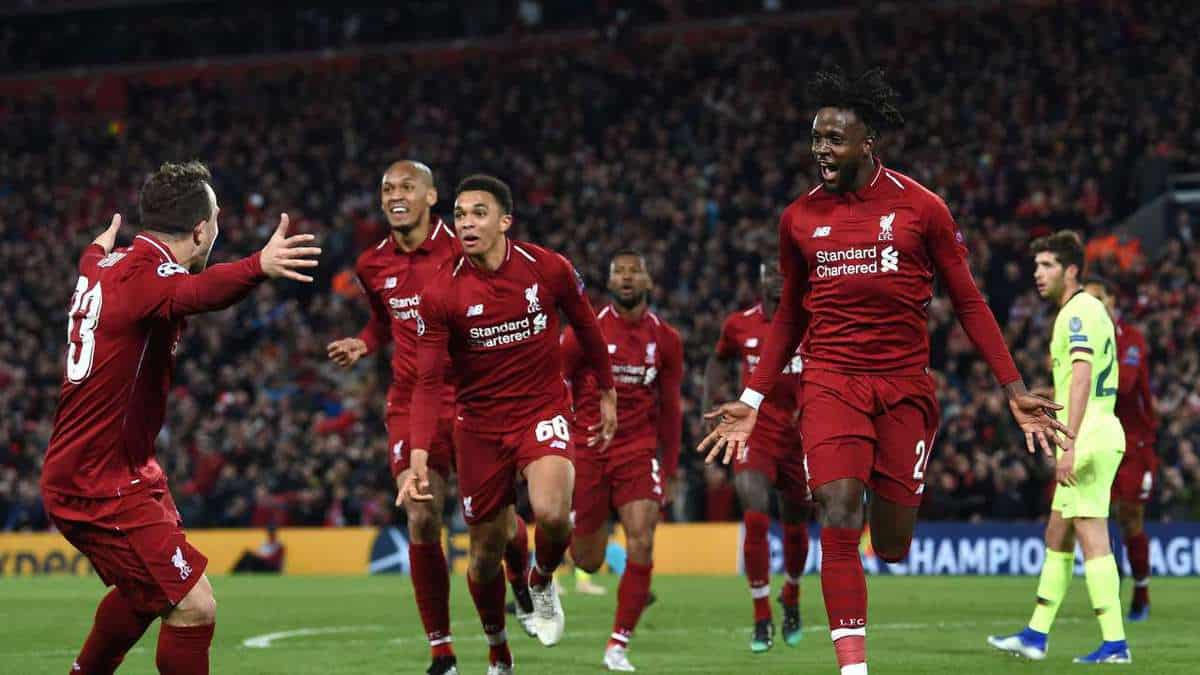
[327,338,368,368]
[697,401,758,465]
[260,213,321,282]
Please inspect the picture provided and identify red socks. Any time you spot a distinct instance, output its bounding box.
[529,524,571,589]
[1126,531,1150,607]
[74,588,155,675]
[155,623,215,675]
[468,571,510,666]
[781,522,809,607]
[505,515,530,594]
[408,542,454,657]
[609,561,654,648]
[821,527,867,670]
[743,510,772,622]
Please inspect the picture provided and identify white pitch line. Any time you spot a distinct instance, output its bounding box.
[242,625,387,648]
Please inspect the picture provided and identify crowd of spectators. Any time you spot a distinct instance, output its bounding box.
[2,0,1198,532]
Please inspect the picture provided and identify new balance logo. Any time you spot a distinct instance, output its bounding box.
[878,212,895,241]
[812,226,832,238]
[171,546,192,580]
[466,304,484,317]
[881,245,899,272]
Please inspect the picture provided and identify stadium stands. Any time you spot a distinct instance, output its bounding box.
[1,0,1197,530]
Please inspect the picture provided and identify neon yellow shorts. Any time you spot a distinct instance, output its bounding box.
[1052,418,1125,519]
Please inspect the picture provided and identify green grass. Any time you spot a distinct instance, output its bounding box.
[1,574,1194,673]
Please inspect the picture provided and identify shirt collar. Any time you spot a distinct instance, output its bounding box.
[134,232,178,263]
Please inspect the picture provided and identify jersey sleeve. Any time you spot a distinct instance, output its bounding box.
[552,253,615,390]
[656,324,684,481]
[559,327,584,381]
[746,208,810,401]
[79,244,107,272]
[410,279,452,450]
[1116,333,1142,396]
[1064,300,1108,363]
[714,315,739,359]
[924,195,1021,385]
[130,253,266,321]
[354,267,390,354]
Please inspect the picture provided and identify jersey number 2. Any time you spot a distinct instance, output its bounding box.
[1095,337,1117,398]
[66,275,103,383]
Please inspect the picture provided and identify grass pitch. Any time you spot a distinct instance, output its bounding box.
[2,574,1194,673]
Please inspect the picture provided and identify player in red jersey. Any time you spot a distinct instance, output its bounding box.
[40,161,320,675]
[402,174,616,673]
[1084,277,1159,622]
[704,257,812,653]
[326,162,532,675]
[698,70,1071,675]
[562,249,683,672]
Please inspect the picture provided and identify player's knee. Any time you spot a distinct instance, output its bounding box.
[625,532,654,564]
[818,498,862,529]
[169,580,216,626]
[405,504,442,544]
[535,511,572,538]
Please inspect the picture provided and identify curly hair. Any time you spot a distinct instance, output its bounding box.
[807,67,905,133]
[139,160,213,234]
[456,173,513,215]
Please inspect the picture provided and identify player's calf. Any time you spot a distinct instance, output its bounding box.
[158,574,216,675]
[74,588,156,675]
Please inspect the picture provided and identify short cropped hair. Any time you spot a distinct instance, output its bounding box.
[610,248,646,268]
[456,174,513,215]
[139,161,213,235]
[1030,230,1085,276]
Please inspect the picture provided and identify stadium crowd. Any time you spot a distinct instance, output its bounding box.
[1,0,1198,532]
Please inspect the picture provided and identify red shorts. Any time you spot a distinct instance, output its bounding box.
[386,405,455,479]
[1111,434,1158,504]
[573,443,663,536]
[454,407,575,525]
[46,487,207,615]
[735,428,810,504]
[800,370,940,508]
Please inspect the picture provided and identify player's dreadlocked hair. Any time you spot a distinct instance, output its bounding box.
[139,160,214,235]
[807,67,905,134]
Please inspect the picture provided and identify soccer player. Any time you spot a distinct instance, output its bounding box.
[402,174,616,674]
[1083,276,1158,621]
[563,249,683,672]
[40,161,320,675]
[988,231,1132,664]
[326,161,533,675]
[698,70,1071,675]
[703,257,811,653]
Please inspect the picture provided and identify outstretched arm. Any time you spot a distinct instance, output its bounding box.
[141,214,320,321]
[925,198,1071,453]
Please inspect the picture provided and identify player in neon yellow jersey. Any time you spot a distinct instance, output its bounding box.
[988,231,1131,664]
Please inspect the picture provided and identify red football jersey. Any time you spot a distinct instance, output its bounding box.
[748,161,1019,398]
[42,234,265,509]
[562,304,683,476]
[410,239,614,448]
[715,303,802,439]
[354,217,458,406]
[1115,319,1158,444]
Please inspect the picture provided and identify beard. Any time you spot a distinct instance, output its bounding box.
[613,290,648,310]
